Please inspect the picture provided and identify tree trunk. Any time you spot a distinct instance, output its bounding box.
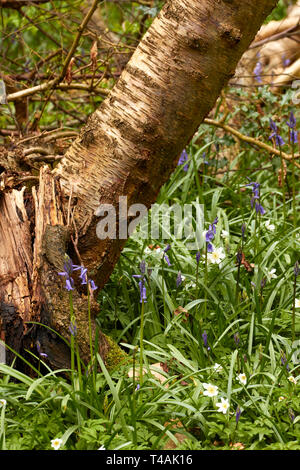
[0,0,278,371]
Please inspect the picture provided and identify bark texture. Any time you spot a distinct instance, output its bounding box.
[55,0,278,290]
[0,0,278,370]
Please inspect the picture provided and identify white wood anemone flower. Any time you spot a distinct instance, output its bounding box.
[265,220,275,231]
[295,298,300,308]
[51,438,63,450]
[203,383,219,397]
[216,397,230,414]
[207,246,226,265]
[237,373,247,385]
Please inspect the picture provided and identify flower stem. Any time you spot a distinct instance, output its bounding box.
[69,291,75,380]
[280,148,286,228]
[291,142,297,230]
[87,283,95,387]
[139,299,145,387]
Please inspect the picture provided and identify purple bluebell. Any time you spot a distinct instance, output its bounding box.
[69,321,77,337]
[246,181,265,215]
[255,202,266,215]
[202,152,209,165]
[65,278,74,291]
[234,332,240,347]
[206,243,213,253]
[89,279,98,291]
[287,111,296,129]
[36,340,48,358]
[269,119,285,147]
[133,262,147,303]
[58,256,75,278]
[287,112,298,144]
[260,277,267,290]
[163,245,172,266]
[282,54,291,68]
[176,271,182,287]
[178,149,189,171]
[280,351,289,371]
[58,256,77,291]
[79,267,88,285]
[164,254,171,266]
[196,251,201,264]
[289,408,295,423]
[254,61,263,83]
[205,217,218,252]
[202,330,208,348]
[139,280,147,303]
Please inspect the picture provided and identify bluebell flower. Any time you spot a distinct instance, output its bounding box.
[58,255,77,291]
[205,217,218,252]
[236,406,242,424]
[36,340,48,358]
[139,280,147,303]
[246,181,265,215]
[206,243,213,253]
[65,278,74,291]
[287,112,298,144]
[234,332,240,346]
[133,262,147,303]
[89,279,98,291]
[202,330,208,348]
[269,119,285,147]
[255,202,266,215]
[196,251,201,264]
[289,408,295,423]
[163,244,172,266]
[176,271,182,287]
[164,254,171,266]
[280,351,289,371]
[69,321,77,337]
[254,60,263,83]
[78,267,87,285]
[282,54,291,68]
[287,111,296,129]
[178,149,189,171]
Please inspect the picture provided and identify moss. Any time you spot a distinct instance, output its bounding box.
[103,334,132,372]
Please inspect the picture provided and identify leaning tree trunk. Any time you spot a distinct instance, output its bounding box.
[0,0,278,371]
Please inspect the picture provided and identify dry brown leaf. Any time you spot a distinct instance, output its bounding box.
[230,442,245,450]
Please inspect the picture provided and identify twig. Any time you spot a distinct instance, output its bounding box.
[204,118,300,168]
